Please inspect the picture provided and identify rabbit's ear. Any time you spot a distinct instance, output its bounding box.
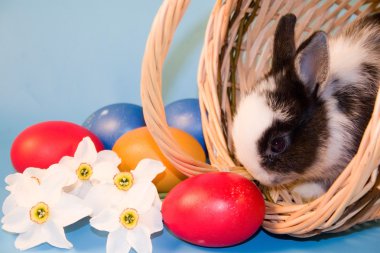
[295,31,329,95]
[272,14,297,73]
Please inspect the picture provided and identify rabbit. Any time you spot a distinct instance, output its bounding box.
[232,13,380,200]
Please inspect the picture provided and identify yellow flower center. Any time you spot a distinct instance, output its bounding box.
[119,208,139,229]
[76,163,93,180]
[30,202,49,224]
[113,172,134,191]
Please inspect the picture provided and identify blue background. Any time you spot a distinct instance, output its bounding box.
[0,0,379,252]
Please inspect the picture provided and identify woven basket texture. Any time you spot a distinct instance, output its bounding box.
[141,0,380,236]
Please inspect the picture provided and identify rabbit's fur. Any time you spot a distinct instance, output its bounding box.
[232,13,380,199]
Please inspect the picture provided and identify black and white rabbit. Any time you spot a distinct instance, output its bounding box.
[232,13,380,199]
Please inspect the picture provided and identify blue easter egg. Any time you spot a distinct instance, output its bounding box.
[83,103,145,149]
[165,98,207,153]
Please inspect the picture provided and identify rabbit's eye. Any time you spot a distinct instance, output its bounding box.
[270,136,288,154]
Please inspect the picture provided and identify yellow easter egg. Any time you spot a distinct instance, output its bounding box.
[112,126,206,193]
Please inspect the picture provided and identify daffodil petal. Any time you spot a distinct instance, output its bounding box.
[79,180,93,198]
[69,180,92,199]
[12,184,41,207]
[2,194,17,215]
[15,225,46,250]
[38,185,65,207]
[24,167,47,179]
[139,206,163,234]
[106,228,131,253]
[91,161,119,184]
[59,156,80,173]
[45,164,77,188]
[44,220,73,249]
[124,183,157,212]
[5,173,26,186]
[97,150,121,166]
[127,226,152,253]
[153,191,162,209]
[51,193,91,227]
[132,159,165,183]
[74,137,98,164]
[63,180,81,194]
[2,207,32,233]
[84,184,114,217]
[5,174,41,195]
[90,209,120,232]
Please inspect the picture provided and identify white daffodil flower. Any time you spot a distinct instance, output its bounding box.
[59,137,121,198]
[1,172,92,250]
[90,182,163,253]
[5,164,77,193]
[84,159,165,217]
[3,164,77,216]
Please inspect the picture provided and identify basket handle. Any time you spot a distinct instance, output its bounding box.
[140,0,216,176]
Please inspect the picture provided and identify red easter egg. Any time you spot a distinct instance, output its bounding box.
[11,121,104,172]
[162,172,265,247]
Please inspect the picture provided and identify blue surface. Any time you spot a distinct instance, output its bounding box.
[0,0,379,252]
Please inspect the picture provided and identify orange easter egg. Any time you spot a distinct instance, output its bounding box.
[112,126,206,193]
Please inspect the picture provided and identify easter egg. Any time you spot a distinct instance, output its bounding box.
[112,126,206,193]
[162,172,265,247]
[11,121,104,173]
[165,99,206,153]
[83,103,145,149]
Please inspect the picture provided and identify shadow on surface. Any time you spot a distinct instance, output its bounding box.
[65,216,90,233]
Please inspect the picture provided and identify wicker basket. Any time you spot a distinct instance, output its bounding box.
[141,0,380,237]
